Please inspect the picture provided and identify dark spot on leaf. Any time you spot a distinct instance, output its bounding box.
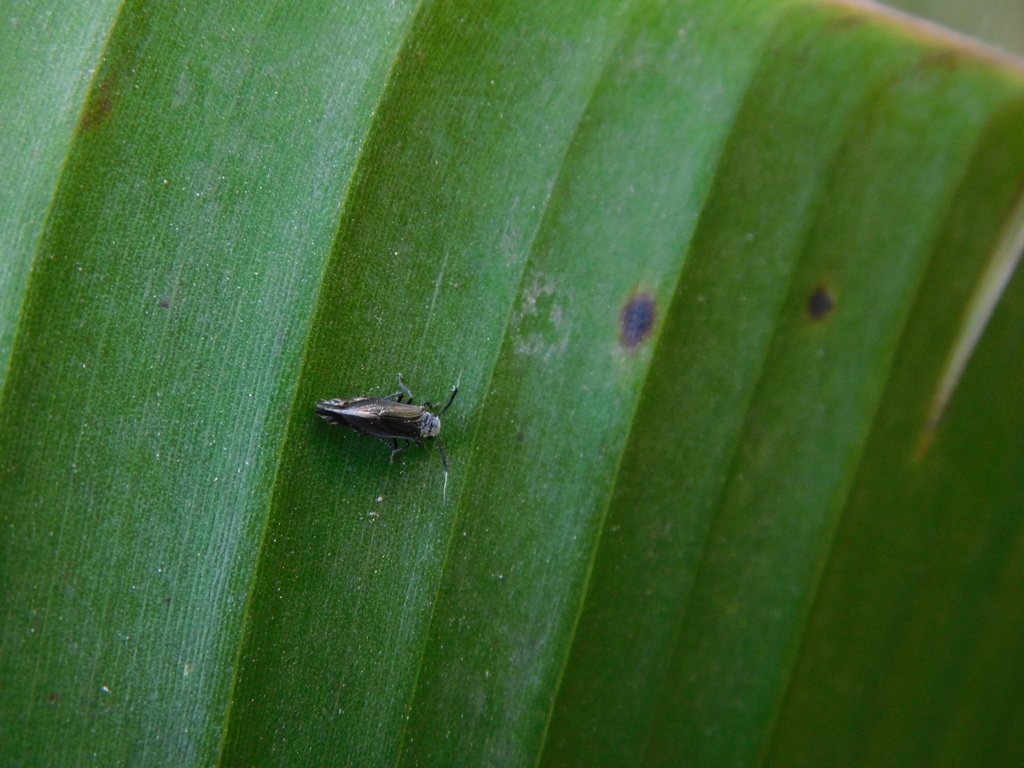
[163,597,172,605]
[808,286,834,320]
[516,432,526,443]
[827,13,867,31]
[79,82,116,132]
[48,694,60,704]
[158,298,171,309]
[620,292,656,348]
[921,50,960,71]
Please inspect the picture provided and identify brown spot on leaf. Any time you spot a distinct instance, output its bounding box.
[921,50,960,71]
[79,82,116,132]
[827,13,867,32]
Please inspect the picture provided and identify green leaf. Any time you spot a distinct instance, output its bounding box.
[2,1,1023,766]
[1,1,426,762]
[0,0,123,386]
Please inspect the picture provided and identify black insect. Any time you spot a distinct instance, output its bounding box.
[316,374,459,497]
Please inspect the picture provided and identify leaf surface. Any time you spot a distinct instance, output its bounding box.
[1,2,1023,767]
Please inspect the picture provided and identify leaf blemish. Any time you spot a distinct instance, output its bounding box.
[79,82,116,132]
[620,292,656,348]
[807,286,834,321]
[512,272,568,360]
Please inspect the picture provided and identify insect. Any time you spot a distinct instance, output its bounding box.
[316,374,459,498]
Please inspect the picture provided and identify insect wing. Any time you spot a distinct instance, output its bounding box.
[368,400,428,441]
[316,397,425,441]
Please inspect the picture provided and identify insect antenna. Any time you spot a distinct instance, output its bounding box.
[438,371,461,415]
[436,439,450,502]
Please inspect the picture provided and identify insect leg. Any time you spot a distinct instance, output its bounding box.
[389,439,413,463]
[372,435,396,451]
[396,373,415,402]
